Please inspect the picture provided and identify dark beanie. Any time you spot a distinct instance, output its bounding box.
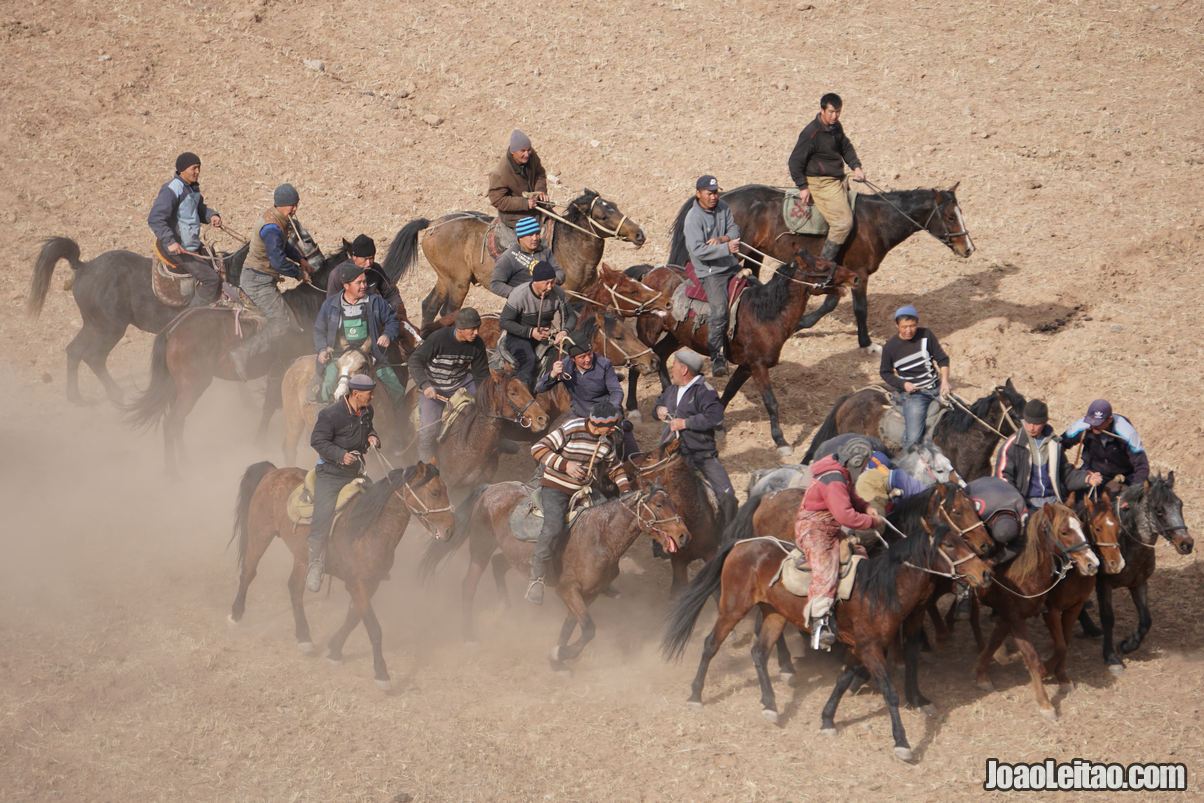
[455,307,482,329]
[531,261,557,282]
[175,152,201,172]
[350,234,376,258]
[1022,399,1049,425]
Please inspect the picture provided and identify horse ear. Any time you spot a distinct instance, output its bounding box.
[1167,470,1175,487]
[1005,378,1016,391]
[583,187,596,198]
[948,181,961,193]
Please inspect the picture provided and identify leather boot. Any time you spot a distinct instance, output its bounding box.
[306,542,325,593]
[710,350,729,377]
[819,239,842,262]
[526,559,545,605]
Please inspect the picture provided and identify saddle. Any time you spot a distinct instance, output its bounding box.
[669,263,749,339]
[507,481,604,542]
[150,241,246,308]
[782,186,860,236]
[406,385,477,443]
[285,469,368,525]
[871,386,948,452]
[770,539,864,599]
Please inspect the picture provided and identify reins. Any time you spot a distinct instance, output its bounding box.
[856,177,970,247]
[370,447,452,536]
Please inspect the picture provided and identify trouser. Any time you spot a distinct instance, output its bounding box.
[495,222,518,253]
[170,251,222,306]
[795,509,842,623]
[806,175,854,245]
[308,464,358,564]
[1026,495,1059,512]
[417,378,476,461]
[508,336,541,390]
[700,268,737,360]
[237,268,293,363]
[899,387,940,451]
[683,449,737,526]
[530,486,572,580]
[316,358,406,402]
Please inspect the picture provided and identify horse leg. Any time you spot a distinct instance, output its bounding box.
[851,285,874,351]
[669,557,690,596]
[553,586,595,663]
[287,558,314,651]
[359,588,391,689]
[687,606,746,707]
[751,366,790,455]
[1010,618,1057,720]
[1119,582,1152,655]
[718,364,751,408]
[974,616,1011,691]
[491,553,510,608]
[257,363,284,444]
[282,404,304,466]
[460,555,489,644]
[326,597,364,664]
[1041,606,1068,687]
[862,644,914,761]
[1097,582,1123,671]
[71,323,125,404]
[229,525,277,624]
[751,611,787,723]
[775,633,795,680]
[927,595,950,645]
[820,663,860,734]
[420,279,447,329]
[164,374,209,478]
[902,610,934,712]
[796,293,839,331]
[968,595,985,651]
[443,280,471,317]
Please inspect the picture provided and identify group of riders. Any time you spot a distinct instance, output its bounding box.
[147,93,1154,624]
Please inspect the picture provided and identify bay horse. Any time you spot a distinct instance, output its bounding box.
[382,189,647,328]
[421,483,688,667]
[802,380,1027,480]
[629,252,859,455]
[228,460,455,689]
[667,183,975,350]
[1078,473,1193,673]
[564,261,671,319]
[973,502,1098,720]
[663,520,992,761]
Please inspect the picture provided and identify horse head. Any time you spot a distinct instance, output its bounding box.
[402,462,456,542]
[490,369,549,432]
[931,521,993,588]
[597,262,671,315]
[571,188,646,248]
[935,483,995,559]
[992,378,1026,434]
[1126,473,1193,554]
[898,442,958,486]
[1071,491,1125,574]
[1042,502,1100,577]
[594,313,659,373]
[929,183,975,258]
[635,484,689,553]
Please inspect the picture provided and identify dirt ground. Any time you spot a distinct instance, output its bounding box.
[2,0,1203,799]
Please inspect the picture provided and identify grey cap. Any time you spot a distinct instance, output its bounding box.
[348,373,376,391]
[455,307,482,329]
[672,348,704,373]
[273,183,300,206]
[509,129,532,151]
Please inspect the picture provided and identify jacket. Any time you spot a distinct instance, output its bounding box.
[246,208,304,277]
[655,377,725,456]
[994,426,1089,502]
[407,326,489,395]
[313,291,401,365]
[531,417,632,494]
[490,243,563,298]
[487,150,548,227]
[682,199,741,278]
[879,328,950,391]
[788,115,862,187]
[800,455,876,530]
[535,353,623,418]
[1061,414,1150,486]
[311,397,377,475]
[148,175,218,251]
[499,282,578,340]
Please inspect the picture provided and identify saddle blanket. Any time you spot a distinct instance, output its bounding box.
[507,482,604,542]
[286,469,367,525]
[669,271,747,340]
[770,541,864,599]
[407,385,476,441]
[782,187,860,236]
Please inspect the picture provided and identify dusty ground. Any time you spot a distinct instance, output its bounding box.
[2,0,1203,799]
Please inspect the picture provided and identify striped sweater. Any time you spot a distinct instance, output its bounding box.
[531,418,632,493]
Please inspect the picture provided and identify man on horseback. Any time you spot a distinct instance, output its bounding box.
[880,304,950,450]
[995,398,1095,510]
[312,262,403,402]
[490,215,563,298]
[487,129,549,253]
[1061,399,1149,495]
[147,151,225,306]
[794,435,885,650]
[307,373,381,592]
[654,348,738,527]
[406,307,489,462]
[787,92,865,262]
[230,183,312,379]
[499,261,577,390]
[682,175,742,377]
[330,234,404,318]
[526,401,632,605]
[536,335,638,456]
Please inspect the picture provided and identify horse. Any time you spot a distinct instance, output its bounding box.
[563,261,671,319]
[667,183,974,351]
[1078,473,1193,673]
[228,461,455,689]
[802,380,1027,480]
[662,520,992,762]
[973,502,1098,720]
[628,252,859,455]
[420,483,687,667]
[382,189,647,328]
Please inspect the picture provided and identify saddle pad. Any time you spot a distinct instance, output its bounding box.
[438,386,476,441]
[286,470,367,524]
[682,262,748,303]
[669,281,747,340]
[877,395,948,452]
[782,187,860,236]
[151,249,194,308]
[772,545,863,599]
[507,484,603,542]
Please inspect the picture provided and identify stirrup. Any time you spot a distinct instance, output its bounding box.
[811,615,836,651]
[525,577,545,604]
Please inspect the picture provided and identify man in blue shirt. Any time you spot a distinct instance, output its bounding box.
[536,337,637,456]
[147,151,224,305]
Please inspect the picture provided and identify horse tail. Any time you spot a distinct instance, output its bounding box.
[28,237,83,318]
[662,540,738,661]
[666,196,694,267]
[123,329,175,429]
[721,492,765,546]
[229,461,277,573]
[418,483,486,579]
[801,392,851,463]
[382,218,431,283]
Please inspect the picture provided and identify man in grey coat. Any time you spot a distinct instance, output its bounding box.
[682,175,741,376]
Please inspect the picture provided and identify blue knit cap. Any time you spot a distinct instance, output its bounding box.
[515,216,540,237]
[893,304,919,321]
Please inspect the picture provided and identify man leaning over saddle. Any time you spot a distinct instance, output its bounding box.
[490,215,564,298]
[536,332,638,457]
[682,175,742,377]
[406,307,489,463]
[499,261,577,390]
[788,92,865,262]
[312,262,402,402]
[147,151,224,306]
[488,129,549,253]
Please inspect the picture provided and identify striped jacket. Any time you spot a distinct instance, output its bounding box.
[406,326,489,395]
[531,418,632,494]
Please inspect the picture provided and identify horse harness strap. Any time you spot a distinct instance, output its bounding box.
[858,178,970,246]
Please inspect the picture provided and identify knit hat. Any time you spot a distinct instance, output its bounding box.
[508,129,532,151]
[672,348,704,373]
[455,307,482,329]
[338,262,366,285]
[894,304,919,321]
[273,183,300,206]
[350,234,376,258]
[175,152,201,173]
[531,261,557,282]
[1084,399,1113,428]
[515,216,541,238]
[1022,399,1049,425]
[348,374,376,391]
[588,401,622,427]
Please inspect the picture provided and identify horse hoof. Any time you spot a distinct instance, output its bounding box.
[863,344,883,356]
[819,726,837,736]
[687,700,703,711]
[893,746,914,762]
[778,670,796,683]
[1107,663,1125,677]
[976,678,994,692]
[627,409,642,423]
[761,708,779,725]
[297,641,315,655]
[921,704,938,718]
[1059,682,1074,694]
[375,678,392,692]
[549,646,562,663]
[326,654,343,665]
[1040,708,1058,723]
[226,614,240,627]
[776,446,794,461]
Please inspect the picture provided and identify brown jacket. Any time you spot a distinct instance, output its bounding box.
[245,208,294,275]
[487,150,547,227]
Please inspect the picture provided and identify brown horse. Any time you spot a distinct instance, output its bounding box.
[421,484,688,667]
[228,461,455,689]
[564,261,671,318]
[383,189,647,327]
[630,252,859,455]
[973,502,1098,720]
[663,520,992,761]
[667,183,975,350]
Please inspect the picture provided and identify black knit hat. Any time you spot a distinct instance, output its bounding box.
[350,234,376,258]
[1022,399,1049,425]
[531,261,557,282]
[175,152,201,172]
[588,401,621,427]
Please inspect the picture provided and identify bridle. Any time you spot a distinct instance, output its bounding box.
[585,195,635,242]
[1081,499,1122,553]
[901,528,981,581]
[397,478,453,537]
[564,278,666,317]
[1116,492,1187,550]
[597,322,657,369]
[947,389,1019,439]
[858,178,971,249]
[627,492,685,545]
[495,388,543,429]
[993,512,1092,599]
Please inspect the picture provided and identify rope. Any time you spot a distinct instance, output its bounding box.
[535,206,602,239]
[947,394,1010,439]
[734,535,795,554]
[993,560,1073,599]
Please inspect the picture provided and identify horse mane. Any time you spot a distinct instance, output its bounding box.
[667,196,694,266]
[744,259,801,321]
[561,190,596,224]
[341,465,434,537]
[942,391,999,433]
[886,483,944,535]
[577,310,600,340]
[857,523,941,614]
[1009,505,1054,585]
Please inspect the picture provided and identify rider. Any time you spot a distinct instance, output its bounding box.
[682,175,741,377]
[406,307,489,463]
[147,151,224,306]
[811,434,932,515]
[527,400,632,605]
[1061,399,1149,495]
[995,398,1096,510]
[230,183,311,379]
[499,261,577,390]
[965,476,1028,563]
[794,435,885,651]
[487,129,549,253]
[880,304,951,450]
[490,215,563,298]
[654,348,738,527]
[536,335,638,456]
[306,373,381,592]
[328,234,405,318]
[312,262,402,402]
[787,92,865,262]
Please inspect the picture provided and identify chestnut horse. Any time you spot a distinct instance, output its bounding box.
[228,461,455,689]
[667,183,974,350]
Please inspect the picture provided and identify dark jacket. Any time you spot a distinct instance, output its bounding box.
[879,328,950,391]
[311,397,377,475]
[407,326,489,395]
[994,426,1089,502]
[490,243,563,298]
[535,353,623,418]
[313,291,401,365]
[1061,414,1150,486]
[788,114,862,187]
[655,377,725,456]
[499,282,578,340]
[148,175,218,252]
[487,150,548,227]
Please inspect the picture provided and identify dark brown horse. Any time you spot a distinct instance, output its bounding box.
[667,183,975,350]
[629,252,858,455]
[228,461,455,689]
[973,503,1098,720]
[383,189,647,328]
[564,261,671,318]
[663,520,992,761]
[421,484,688,667]
[802,380,1027,480]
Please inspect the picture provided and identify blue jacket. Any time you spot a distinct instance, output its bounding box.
[867,451,928,498]
[535,353,623,418]
[313,292,400,365]
[655,377,725,456]
[148,176,218,251]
